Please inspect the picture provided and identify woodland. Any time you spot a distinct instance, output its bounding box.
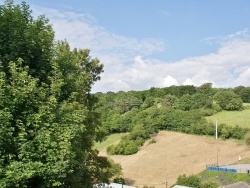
[95,83,250,155]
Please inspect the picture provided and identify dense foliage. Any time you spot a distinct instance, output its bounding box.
[174,173,218,188]
[95,83,250,155]
[0,1,121,187]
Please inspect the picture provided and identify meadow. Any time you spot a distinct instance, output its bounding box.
[206,106,250,128]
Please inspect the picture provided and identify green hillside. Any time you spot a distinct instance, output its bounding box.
[94,133,126,151]
[206,107,250,128]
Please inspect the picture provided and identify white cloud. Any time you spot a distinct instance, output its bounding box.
[33,7,250,92]
[183,78,196,86]
[162,75,179,87]
[203,28,250,45]
[233,67,250,86]
[39,8,164,57]
[95,39,250,92]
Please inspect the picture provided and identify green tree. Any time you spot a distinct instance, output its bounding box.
[141,96,155,109]
[233,86,250,103]
[175,94,195,111]
[0,1,119,187]
[161,94,177,108]
[214,90,243,111]
[0,0,54,83]
[196,83,213,95]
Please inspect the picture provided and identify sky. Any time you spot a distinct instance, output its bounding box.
[13,0,250,92]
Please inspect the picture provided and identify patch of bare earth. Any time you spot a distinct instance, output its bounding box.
[100,131,250,188]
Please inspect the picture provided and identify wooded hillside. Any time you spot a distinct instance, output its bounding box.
[94,83,250,155]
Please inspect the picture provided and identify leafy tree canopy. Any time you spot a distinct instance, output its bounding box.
[214,90,243,111]
[0,1,120,187]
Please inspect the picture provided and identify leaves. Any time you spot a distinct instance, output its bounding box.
[0,1,119,187]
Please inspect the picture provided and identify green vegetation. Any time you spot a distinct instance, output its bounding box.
[200,170,250,186]
[206,108,250,128]
[173,174,218,188]
[94,133,127,151]
[1,1,250,187]
[0,1,120,187]
[213,90,243,111]
[95,84,250,155]
[174,170,250,187]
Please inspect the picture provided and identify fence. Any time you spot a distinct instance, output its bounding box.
[206,166,237,173]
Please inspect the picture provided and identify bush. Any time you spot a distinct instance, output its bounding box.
[148,139,156,145]
[201,181,219,188]
[107,137,142,155]
[113,177,125,184]
[221,127,231,140]
[231,125,248,140]
[175,174,201,187]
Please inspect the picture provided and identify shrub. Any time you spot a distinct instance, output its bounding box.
[148,139,156,144]
[175,174,201,187]
[201,181,219,188]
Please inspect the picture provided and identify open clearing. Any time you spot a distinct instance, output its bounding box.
[99,131,250,188]
[206,108,250,128]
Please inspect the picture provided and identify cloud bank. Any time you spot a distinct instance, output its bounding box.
[36,7,250,93]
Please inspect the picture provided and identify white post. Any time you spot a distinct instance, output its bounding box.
[216,119,218,140]
[216,119,218,166]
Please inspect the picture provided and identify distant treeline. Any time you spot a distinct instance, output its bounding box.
[94,83,250,155]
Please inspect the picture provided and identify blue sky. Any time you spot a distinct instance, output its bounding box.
[13,0,250,92]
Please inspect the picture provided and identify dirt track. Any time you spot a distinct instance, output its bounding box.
[100,131,250,188]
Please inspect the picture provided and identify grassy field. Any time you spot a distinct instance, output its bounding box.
[206,107,250,128]
[99,131,250,188]
[94,133,126,152]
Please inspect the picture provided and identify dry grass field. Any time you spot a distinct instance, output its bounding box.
[99,131,250,188]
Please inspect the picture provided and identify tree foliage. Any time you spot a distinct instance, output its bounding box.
[214,90,243,111]
[0,0,54,83]
[95,83,249,155]
[234,86,250,103]
[0,1,120,187]
[174,174,218,188]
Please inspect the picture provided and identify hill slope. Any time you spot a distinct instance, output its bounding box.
[206,108,250,128]
[99,131,250,188]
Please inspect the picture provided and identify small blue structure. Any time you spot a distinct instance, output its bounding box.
[207,166,237,173]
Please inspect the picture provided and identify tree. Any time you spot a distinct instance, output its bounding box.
[0,0,54,83]
[141,96,155,109]
[0,1,119,187]
[235,86,250,103]
[175,94,195,111]
[161,94,177,107]
[214,90,243,111]
[196,83,213,95]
